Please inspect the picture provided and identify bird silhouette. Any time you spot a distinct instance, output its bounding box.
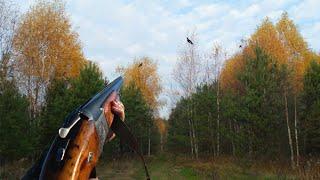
[187,37,193,45]
[138,63,143,67]
[239,45,242,48]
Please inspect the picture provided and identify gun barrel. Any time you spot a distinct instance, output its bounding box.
[38,76,123,180]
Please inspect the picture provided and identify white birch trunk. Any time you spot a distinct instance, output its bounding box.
[294,96,299,167]
[284,90,295,169]
[230,120,235,156]
[192,120,198,159]
[188,118,194,158]
[160,133,163,152]
[216,79,220,156]
[148,127,151,156]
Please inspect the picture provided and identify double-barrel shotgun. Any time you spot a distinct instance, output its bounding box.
[22,76,150,180]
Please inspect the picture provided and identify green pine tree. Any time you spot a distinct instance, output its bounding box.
[301,60,320,154]
[39,62,105,149]
[0,80,33,160]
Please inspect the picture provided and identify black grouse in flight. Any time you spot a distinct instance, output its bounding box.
[187,37,193,45]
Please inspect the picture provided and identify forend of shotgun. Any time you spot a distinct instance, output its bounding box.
[38,76,123,180]
[23,76,150,180]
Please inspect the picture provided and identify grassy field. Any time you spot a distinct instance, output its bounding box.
[96,154,307,179]
[97,155,203,180]
[2,154,319,179]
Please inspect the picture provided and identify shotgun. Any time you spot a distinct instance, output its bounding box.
[22,76,150,180]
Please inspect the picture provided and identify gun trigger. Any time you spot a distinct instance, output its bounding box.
[56,139,70,161]
[56,148,66,161]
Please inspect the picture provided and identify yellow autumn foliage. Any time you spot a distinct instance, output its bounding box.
[120,57,162,110]
[14,0,86,81]
[220,13,320,92]
[155,118,166,135]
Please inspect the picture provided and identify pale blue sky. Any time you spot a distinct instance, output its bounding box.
[16,0,320,118]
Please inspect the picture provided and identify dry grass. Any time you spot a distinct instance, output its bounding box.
[180,155,320,179]
[1,154,319,179]
[0,158,31,179]
[96,157,140,179]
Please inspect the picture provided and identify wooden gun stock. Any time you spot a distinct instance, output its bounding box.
[41,120,100,179]
[40,92,117,179]
[23,76,150,179]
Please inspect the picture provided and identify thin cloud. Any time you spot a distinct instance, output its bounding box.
[16,0,320,118]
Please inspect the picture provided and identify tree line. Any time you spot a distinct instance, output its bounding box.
[168,13,320,169]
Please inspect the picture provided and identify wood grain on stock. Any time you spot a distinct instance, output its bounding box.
[43,92,117,179]
[55,120,100,179]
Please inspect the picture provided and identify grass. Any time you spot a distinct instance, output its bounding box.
[96,154,206,180]
[179,167,198,179]
[2,154,319,179]
[0,158,31,179]
[97,154,299,179]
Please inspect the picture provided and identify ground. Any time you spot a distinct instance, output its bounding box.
[3,154,319,179]
[96,154,300,179]
[97,155,203,180]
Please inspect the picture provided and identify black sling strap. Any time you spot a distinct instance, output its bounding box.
[110,115,151,180]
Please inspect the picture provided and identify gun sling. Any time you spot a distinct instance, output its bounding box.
[111,115,151,180]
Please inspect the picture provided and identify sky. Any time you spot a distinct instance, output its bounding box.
[16,0,320,118]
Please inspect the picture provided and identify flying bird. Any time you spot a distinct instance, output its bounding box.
[138,63,143,67]
[187,37,193,45]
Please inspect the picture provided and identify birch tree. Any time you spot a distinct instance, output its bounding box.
[14,0,85,118]
[119,57,162,110]
[0,0,18,80]
[204,44,225,156]
[276,13,314,167]
[173,32,201,159]
[212,45,225,156]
